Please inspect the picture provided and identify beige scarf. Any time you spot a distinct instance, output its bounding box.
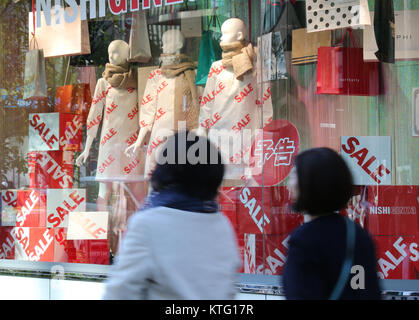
[220,41,255,80]
[102,62,137,89]
[160,54,199,131]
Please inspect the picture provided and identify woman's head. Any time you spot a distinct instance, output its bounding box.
[150,131,224,201]
[289,147,353,216]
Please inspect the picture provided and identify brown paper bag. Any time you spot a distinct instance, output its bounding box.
[291,28,331,65]
[28,6,90,58]
[128,10,152,63]
[23,38,47,100]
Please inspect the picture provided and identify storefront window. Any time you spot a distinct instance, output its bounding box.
[0,0,417,294]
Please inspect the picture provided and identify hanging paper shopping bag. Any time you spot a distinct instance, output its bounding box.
[75,66,97,98]
[195,10,222,86]
[23,37,47,100]
[306,0,371,33]
[128,9,152,63]
[291,28,331,65]
[28,5,90,58]
[317,28,379,96]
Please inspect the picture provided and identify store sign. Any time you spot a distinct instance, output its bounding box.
[35,0,195,27]
[367,186,418,236]
[250,120,300,186]
[341,136,392,185]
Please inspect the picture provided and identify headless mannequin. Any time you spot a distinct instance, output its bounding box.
[125,29,186,157]
[125,29,201,179]
[76,40,145,256]
[198,18,273,181]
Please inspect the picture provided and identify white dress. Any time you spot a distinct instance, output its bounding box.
[198,60,273,179]
[140,69,202,177]
[86,78,143,181]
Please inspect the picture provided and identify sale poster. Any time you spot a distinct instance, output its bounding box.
[341,136,392,185]
[13,227,54,262]
[28,113,83,152]
[374,235,419,280]
[54,228,109,265]
[28,151,74,189]
[67,211,108,240]
[1,189,47,228]
[46,189,86,228]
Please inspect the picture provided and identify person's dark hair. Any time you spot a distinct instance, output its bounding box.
[292,147,353,216]
[150,131,224,201]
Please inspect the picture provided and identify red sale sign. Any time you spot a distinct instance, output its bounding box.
[29,113,83,152]
[54,228,109,265]
[366,186,418,236]
[237,187,272,235]
[374,235,419,280]
[28,151,74,189]
[250,119,300,186]
[1,190,47,227]
[0,227,54,262]
[243,233,290,275]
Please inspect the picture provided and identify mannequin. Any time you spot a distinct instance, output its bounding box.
[125,29,201,178]
[76,40,145,256]
[197,18,273,180]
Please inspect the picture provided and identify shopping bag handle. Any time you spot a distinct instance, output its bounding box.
[338,27,359,48]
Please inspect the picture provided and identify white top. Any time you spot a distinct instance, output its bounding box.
[86,78,143,181]
[102,206,241,300]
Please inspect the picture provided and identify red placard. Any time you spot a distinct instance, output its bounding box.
[250,119,300,186]
[10,227,54,262]
[243,233,290,275]
[54,228,109,265]
[237,187,272,235]
[366,186,418,236]
[1,190,47,227]
[29,113,83,152]
[28,151,74,189]
[373,235,419,280]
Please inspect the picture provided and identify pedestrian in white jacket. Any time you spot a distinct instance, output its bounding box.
[103,131,241,300]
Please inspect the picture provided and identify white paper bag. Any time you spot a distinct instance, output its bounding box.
[128,10,152,63]
[306,0,371,33]
[28,5,90,58]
